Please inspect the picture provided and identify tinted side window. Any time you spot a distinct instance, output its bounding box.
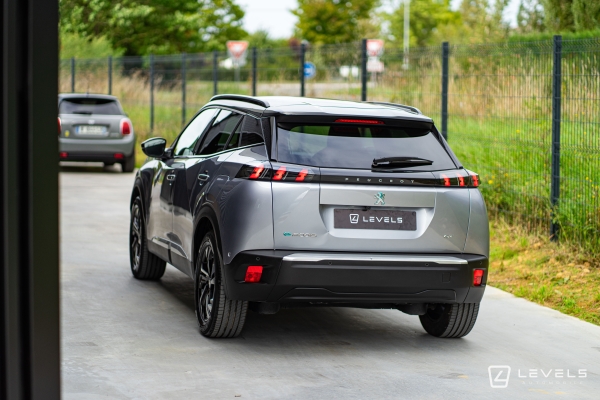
[240,116,265,147]
[173,108,219,156]
[59,98,122,115]
[197,110,242,155]
[225,121,242,150]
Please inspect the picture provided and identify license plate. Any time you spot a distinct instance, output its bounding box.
[77,125,106,135]
[334,209,417,231]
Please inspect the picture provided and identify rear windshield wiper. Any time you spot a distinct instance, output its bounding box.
[71,111,93,115]
[372,156,433,169]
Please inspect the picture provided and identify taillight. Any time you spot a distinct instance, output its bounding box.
[296,169,309,182]
[120,119,132,135]
[473,269,485,286]
[468,171,480,187]
[248,165,265,179]
[435,170,480,188]
[237,163,318,183]
[58,117,61,136]
[273,166,287,181]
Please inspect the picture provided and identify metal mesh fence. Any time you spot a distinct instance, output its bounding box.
[58,37,600,247]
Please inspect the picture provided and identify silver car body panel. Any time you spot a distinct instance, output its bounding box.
[271,182,471,254]
[464,189,490,258]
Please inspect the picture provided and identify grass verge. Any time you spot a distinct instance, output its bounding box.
[489,217,600,326]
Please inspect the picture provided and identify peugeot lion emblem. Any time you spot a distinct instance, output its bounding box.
[374,192,385,205]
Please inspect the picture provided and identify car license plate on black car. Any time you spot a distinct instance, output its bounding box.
[334,209,417,231]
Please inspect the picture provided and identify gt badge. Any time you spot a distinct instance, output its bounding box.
[374,192,385,206]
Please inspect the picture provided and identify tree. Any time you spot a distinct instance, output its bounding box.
[59,0,247,56]
[541,0,574,32]
[572,0,600,31]
[385,0,461,47]
[516,0,545,33]
[456,0,510,43]
[292,0,379,45]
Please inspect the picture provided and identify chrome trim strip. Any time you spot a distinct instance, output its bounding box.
[282,253,468,265]
[169,242,188,259]
[151,236,170,249]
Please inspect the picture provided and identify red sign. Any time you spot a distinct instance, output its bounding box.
[366,39,384,57]
[226,41,249,61]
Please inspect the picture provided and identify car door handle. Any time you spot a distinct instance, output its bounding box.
[166,174,176,181]
[198,174,210,182]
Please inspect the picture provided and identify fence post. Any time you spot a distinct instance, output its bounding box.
[150,54,154,132]
[181,53,186,126]
[361,39,367,101]
[441,42,449,140]
[213,51,218,96]
[550,35,562,240]
[300,42,306,97]
[108,56,112,95]
[252,47,257,96]
[71,56,75,92]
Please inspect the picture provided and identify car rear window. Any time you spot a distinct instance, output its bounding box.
[276,123,456,170]
[59,98,122,115]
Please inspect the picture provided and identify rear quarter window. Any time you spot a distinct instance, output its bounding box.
[59,98,122,115]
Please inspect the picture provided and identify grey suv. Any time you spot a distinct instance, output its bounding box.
[129,95,489,339]
[58,93,136,172]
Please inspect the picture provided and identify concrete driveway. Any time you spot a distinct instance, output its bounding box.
[60,166,600,399]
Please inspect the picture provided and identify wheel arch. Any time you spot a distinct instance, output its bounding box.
[193,205,223,274]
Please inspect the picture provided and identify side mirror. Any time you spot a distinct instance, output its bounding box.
[141,137,167,158]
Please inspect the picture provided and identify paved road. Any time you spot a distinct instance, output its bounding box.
[61,165,600,400]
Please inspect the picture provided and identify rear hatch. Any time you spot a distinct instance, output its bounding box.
[58,97,130,139]
[270,116,476,254]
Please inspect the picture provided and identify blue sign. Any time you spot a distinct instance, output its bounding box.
[304,62,316,79]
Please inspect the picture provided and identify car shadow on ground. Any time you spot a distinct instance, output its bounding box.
[150,266,477,353]
[59,161,130,174]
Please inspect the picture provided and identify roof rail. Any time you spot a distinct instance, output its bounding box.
[210,94,270,108]
[366,101,422,115]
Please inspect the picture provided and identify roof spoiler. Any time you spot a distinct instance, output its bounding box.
[366,101,422,115]
[210,94,270,108]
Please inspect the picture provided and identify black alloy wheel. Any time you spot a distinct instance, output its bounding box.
[194,231,248,338]
[129,196,166,280]
[197,239,216,326]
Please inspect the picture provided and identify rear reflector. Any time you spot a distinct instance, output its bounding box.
[114,153,124,160]
[244,266,263,283]
[473,269,484,286]
[59,152,68,159]
[120,119,132,135]
[335,118,384,125]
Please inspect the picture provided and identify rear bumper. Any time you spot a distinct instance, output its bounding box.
[59,136,135,160]
[224,251,488,306]
[59,151,131,163]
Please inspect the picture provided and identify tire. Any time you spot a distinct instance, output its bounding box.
[195,231,247,338]
[129,196,166,280]
[122,152,135,173]
[419,303,480,338]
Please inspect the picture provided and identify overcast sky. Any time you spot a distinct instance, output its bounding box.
[237,0,522,39]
